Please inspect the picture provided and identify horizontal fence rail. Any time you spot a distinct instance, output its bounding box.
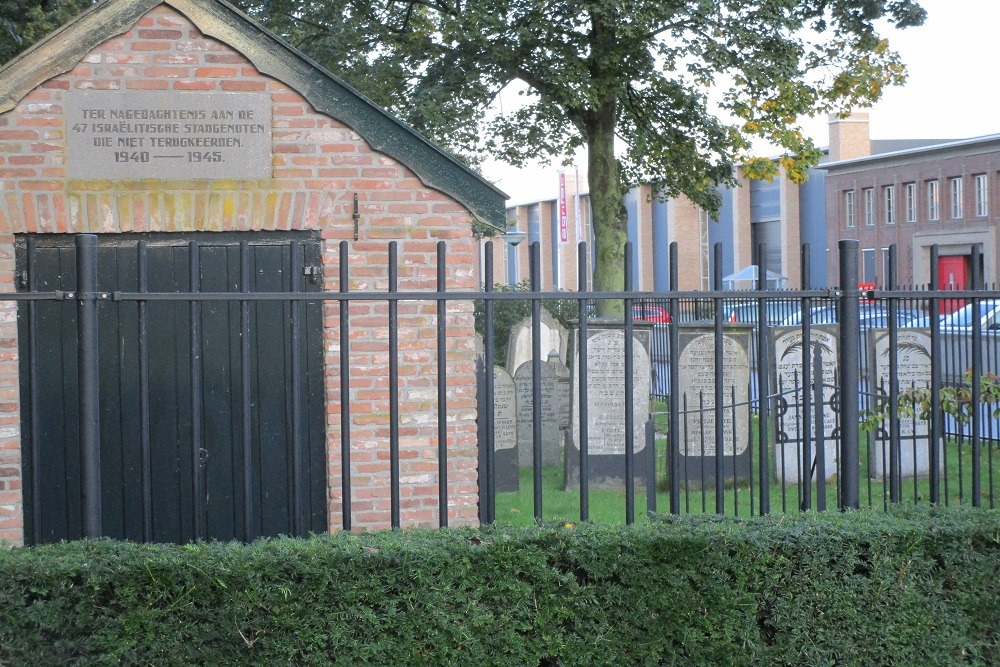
[10,234,1000,543]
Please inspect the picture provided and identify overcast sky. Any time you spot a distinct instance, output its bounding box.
[480,0,996,205]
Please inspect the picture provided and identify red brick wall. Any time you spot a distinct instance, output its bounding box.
[0,4,481,543]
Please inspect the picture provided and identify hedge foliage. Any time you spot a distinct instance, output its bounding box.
[1,507,998,665]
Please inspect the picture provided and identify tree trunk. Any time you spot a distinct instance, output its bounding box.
[586,101,628,316]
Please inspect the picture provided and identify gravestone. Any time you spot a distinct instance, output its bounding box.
[868,328,940,480]
[515,353,571,468]
[477,364,519,493]
[771,326,840,484]
[506,310,569,374]
[565,323,652,490]
[676,325,753,486]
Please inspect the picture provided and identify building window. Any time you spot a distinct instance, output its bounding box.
[845,190,856,228]
[884,185,895,225]
[864,188,874,227]
[975,174,988,217]
[950,177,963,219]
[928,180,940,221]
[904,183,916,223]
[862,248,876,284]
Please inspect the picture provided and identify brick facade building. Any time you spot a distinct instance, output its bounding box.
[825,132,1000,288]
[0,0,506,544]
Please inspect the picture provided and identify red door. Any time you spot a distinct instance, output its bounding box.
[937,255,969,314]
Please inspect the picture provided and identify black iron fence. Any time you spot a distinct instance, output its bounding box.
[10,234,999,544]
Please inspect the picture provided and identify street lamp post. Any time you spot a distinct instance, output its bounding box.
[502,229,528,285]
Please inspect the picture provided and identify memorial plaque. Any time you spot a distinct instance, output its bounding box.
[771,326,839,484]
[676,325,752,485]
[565,324,651,490]
[65,91,272,179]
[506,310,568,374]
[514,359,570,468]
[868,328,940,480]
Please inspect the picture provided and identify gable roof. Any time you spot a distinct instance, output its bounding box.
[0,0,507,225]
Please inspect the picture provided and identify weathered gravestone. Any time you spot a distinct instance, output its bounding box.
[475,334,518,492]
[506,310,569,375]
[676,325,752,485]
[488,366,520,491]
[868,328,941,480]
[771,326,840,484]
[515,353,571,468]
[565,324,651,490]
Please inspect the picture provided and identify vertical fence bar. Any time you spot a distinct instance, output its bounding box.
[188,241,204,540]
[529,241,542,523]
[339,241,352,531]
[239,241,253,542]
[483,243,496,524]
[888,244,901,503]
[26,238,41,544]
[77,234,102,539]
[389,243,401,528]
[755,242,771,515]
[436,241,449,528]
[624,242,636,526]
[838,239,861,510]
[712,243,724,515]
[138,241,152,542]
[646,417,656,516]
[800,244,813,511]
[929,245,941,504]
[668,243,681,514]
[578,242,590,521]
[813,345,827,511]
[289,241,304,535]
[971,244,982,507]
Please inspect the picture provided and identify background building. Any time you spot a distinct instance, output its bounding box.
[488,114,978,294]
[825,130,1000,289]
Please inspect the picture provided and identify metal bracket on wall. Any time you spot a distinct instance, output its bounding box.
[352,192,360,241]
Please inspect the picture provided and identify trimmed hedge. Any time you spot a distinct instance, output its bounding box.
[1,507,998,665]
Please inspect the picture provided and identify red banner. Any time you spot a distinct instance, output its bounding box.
[558,172,569,244]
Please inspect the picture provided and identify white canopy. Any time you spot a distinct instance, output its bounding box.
[722,265,788,289]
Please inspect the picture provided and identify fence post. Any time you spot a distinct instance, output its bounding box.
[667,242,680,514]
[76,234,101,538]
[755,242,770,515]
[928,244,942,504]
[888,244,901,503]
[838,239,861,510]
[712,243,724,514]
[970,243,982,507]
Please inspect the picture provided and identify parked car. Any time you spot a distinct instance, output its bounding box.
[780,305,926,328]
[633,303,670,323]
[937,300,1000,331]
[726,301,800,327]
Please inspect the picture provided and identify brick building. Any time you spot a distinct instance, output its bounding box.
[0,0,506,544]
[825,126,1000,289]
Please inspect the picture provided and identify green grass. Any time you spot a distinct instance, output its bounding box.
[493,428,999,525]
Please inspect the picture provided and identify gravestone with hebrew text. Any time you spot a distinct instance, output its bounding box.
[868,328,941,480]
[771,326,840,484]
[676,325,752,486]
[565,323,651,490]
[514,354,570,468]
